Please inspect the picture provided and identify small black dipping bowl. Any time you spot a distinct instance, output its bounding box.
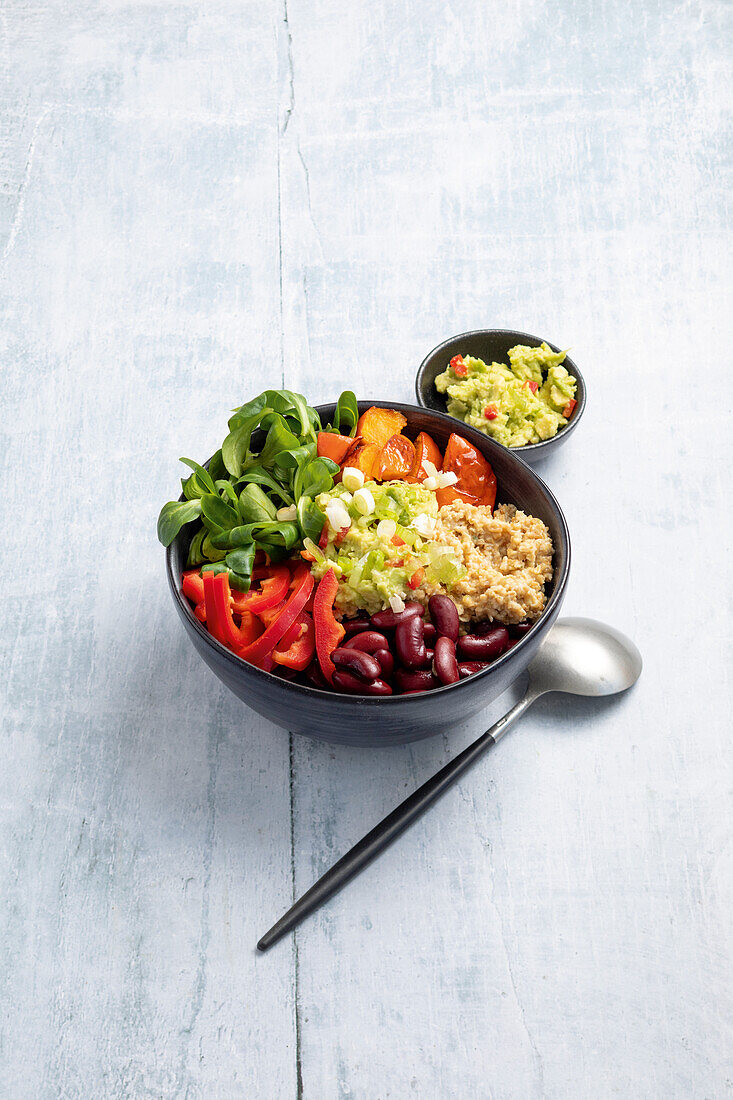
[166,401,570,746]
[415,329,586,462]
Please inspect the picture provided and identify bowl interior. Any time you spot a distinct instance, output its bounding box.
[167,400,570,706]
[415,328,586,455]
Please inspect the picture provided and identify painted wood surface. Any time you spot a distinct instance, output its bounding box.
[1,0,730,1097]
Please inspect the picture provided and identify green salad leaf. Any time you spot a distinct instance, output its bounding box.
[200,493,239,532]
[224,545,257,588]
[238,483,277,524]
[236,466,292,506]
[295,457,339,500]
[297,496,326,543]
[157,500,202,547]
[333,390,359,435]
[186,528,207,567]
[179,458,216,495]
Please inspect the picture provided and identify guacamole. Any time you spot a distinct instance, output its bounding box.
[310,480,464,617]
[434,343,577,447]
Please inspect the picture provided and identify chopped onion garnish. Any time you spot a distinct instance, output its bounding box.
[436,470,458,488]
[353,487,376,515]
[326,499,351,531]
[303,537,323,561]
[276,504,298,521]
[342,467,365,492]
[412,512,436,536]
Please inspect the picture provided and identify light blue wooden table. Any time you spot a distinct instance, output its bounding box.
[2,1,730,1096]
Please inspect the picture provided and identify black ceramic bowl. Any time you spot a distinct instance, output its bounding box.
[166,401,570,747]
[415,329,586,462]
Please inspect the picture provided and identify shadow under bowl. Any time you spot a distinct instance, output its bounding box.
[166,401,570,746]
[415,329,586,463]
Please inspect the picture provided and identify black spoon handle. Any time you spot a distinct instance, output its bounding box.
[257,694,532,951]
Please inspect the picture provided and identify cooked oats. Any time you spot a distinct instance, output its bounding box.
[434,501,554,623]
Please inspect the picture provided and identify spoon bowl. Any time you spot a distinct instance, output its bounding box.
[527,617,643,700]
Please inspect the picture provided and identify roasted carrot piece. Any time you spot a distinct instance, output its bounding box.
[376,433,416,481]
[406,431,444,482]
[317,431,354,465]
[355,407,407,450]
[342,437,381,479]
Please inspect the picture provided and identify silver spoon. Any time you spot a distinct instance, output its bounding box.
[257,617,642,951]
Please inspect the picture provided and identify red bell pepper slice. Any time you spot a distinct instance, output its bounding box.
[258,598,287,628]
[318,524,329,550]
[238,564,314,669]
[203,572,263,651]
[237,610,264,647]
[272,612,316,671]
[230,564,290,614]
[276,616,305,651]
[317,431,354,465]
[182,570,205,605]
[313,568,345,683]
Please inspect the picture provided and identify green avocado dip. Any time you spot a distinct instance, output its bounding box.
[434,343,578,447]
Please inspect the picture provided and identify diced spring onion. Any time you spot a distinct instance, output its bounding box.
[342,466,365,492]
[353,488,376,515]
[376,518,397,540]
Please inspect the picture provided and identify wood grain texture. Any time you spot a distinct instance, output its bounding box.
[1,0,731,1096]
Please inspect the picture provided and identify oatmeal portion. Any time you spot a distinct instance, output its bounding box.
[435,501,554,623]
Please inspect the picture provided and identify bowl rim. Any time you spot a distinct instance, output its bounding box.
[415,327,587,457]
[165,399,571,705]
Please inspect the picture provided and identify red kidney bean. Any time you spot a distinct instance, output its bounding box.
[374,648,394,677]
[458,661,490,678]
[332,670,393,695]
[416,648,434,669]
[508,621,532,638]
[471,620,501,635]
[343,617,373,637]
[428,594,459,642]
[395,668,438,692]
[423,623,437,643]
[371,601,423,630]
[504,638,520,650]
[305,659,329,689]
[331,647,381,682]
[433,636,459,685]
[395,614,427,669]
[346,630,390,654]
[457,627,510,660]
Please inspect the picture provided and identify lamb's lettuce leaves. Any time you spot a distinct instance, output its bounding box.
[157,388,356,589]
